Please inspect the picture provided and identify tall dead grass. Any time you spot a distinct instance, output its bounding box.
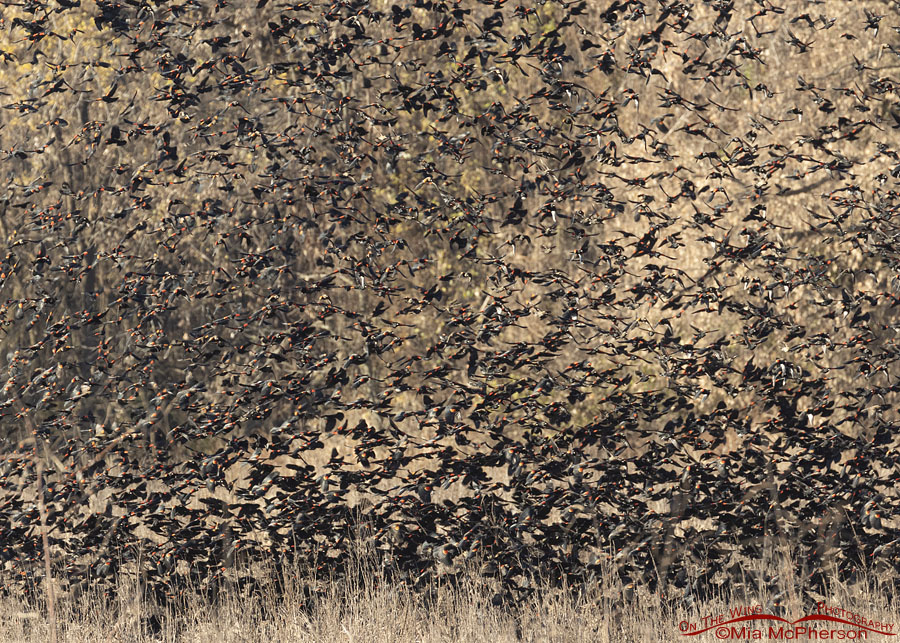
[3,541,897,643]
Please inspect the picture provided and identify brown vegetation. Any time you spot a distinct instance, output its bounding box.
[3,543,898,642]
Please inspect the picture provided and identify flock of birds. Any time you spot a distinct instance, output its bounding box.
[0,0,899,614]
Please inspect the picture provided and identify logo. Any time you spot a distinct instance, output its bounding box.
[678,602,896,639]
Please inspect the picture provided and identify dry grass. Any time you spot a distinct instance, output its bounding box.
[3,545,897,643]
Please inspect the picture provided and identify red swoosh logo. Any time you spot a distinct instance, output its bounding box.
[682,614,896,636]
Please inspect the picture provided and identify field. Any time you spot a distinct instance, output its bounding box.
[3,544,898,642]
